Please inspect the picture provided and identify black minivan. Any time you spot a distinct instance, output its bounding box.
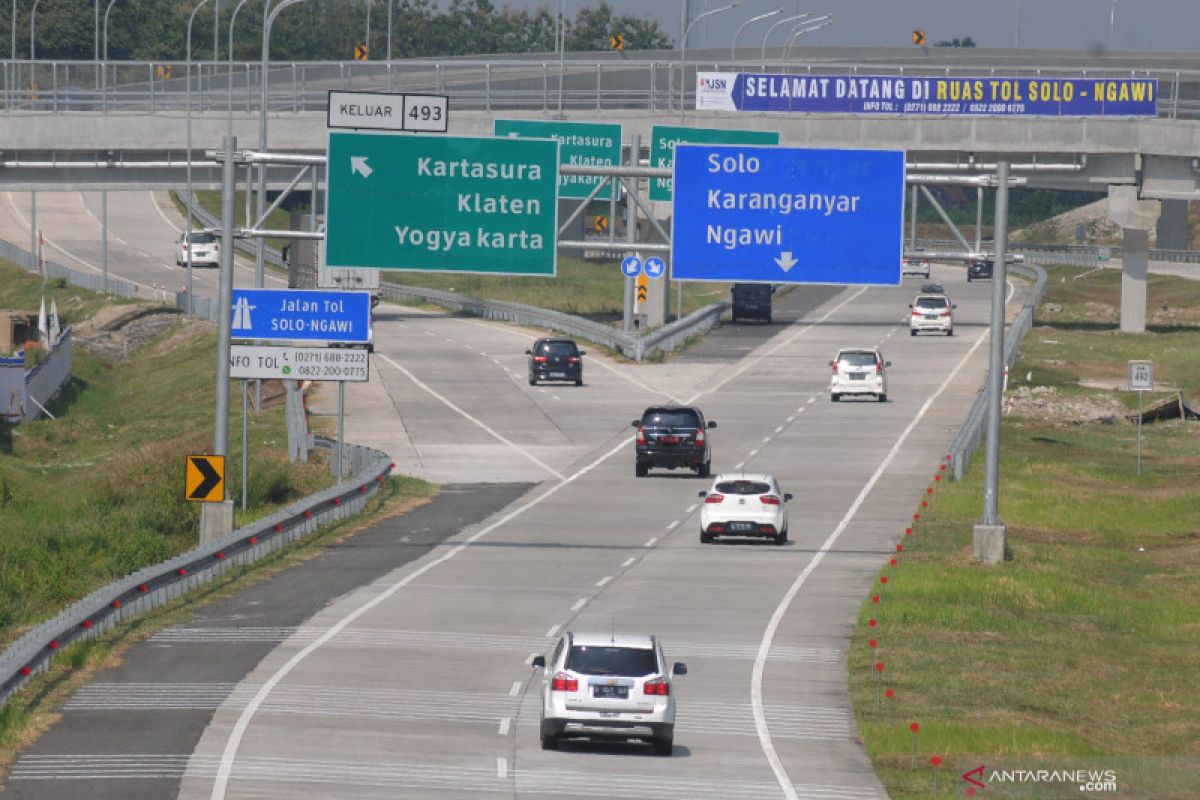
[632,405,716,478]
[526,338,585,386]
[731,283,774,323]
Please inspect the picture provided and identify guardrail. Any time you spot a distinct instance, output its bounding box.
[0,438,393,707]
[5,58,1200,120]
[946,262,1048,481]
[915,238,1200,267]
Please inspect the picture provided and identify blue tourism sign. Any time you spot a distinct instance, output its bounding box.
[696,72,1157,117]
[230,288,372,344]
[671,144,904,286]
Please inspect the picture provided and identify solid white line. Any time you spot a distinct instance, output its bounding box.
[209,432,635,799]
[498,718,511,736]
[496,758,507,779]
[508,682,522,697]
[620,557,636,568]
[595,576,612,587]
[666,520,680,530]
[643,537,658,548]
[570,598,587,612]
[524,652,537,666]
[375,352,565,481]
[685,503,698,514]
[545,624,560,639]
[750,322,992,800]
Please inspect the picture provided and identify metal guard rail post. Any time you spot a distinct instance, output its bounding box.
[945,262,1048,480]
[0,438,393,706]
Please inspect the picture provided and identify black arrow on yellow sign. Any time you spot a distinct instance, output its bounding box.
[594,215,609,233]
[610,33,624,51]
[354,44,369,61]
[186,455,225,503]
[912,30,925,47]
[636,273,648,304]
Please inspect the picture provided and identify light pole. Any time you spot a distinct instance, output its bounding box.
[186,0,214,316]
[556,0,565,114]
[1109,0,1118,50]
[1013,0,1020,47]
[783,15,833,60]
[227,0,254,138]
[679,0,738,121]
[30,0,41,60]
[731,6,782,62]
[102,0,118,60]
[760,12,808,64]
[364,0,371,60]
[386,0,392,61]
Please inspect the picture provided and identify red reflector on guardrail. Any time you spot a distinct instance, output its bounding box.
[49,640,59,650]
[139,584,148,593]
[248,536,257,545]
[82,620,93,629]
[21,666,31,676]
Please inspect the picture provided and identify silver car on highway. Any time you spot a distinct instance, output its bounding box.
[533,631,687,755]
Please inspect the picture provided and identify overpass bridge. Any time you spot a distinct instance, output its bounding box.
[2,47,1197,331]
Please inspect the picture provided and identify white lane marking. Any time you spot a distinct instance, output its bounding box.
[595,576,612,588]
[424,330,436,337]
[545,624,561,639]
[150,191,186,234]
[496,758,507,779]
[643,537,658,548]
[524,653,537,666]
[751,321,992,800]
[734,462,745,470]
[552,395,560,401]
[762,436,771,444]
[685,503,698,514]
[209,431,635,799]
[786,416,795,423]
[375,352,565,481]
[774,426,784,434]
[491,359,500,365]
[620,557,636,568]
[749,449,759,457]
[570,598,587,612]
[807,397,816,404]
[666,520,680,531]
[498,718,511,736]
[399,536,411,544]
[508,681,522,697]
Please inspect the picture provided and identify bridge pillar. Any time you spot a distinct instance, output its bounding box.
[1107,186,1160,334]
[1155,199,1189,251]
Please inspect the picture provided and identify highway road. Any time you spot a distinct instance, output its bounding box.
[1,189,1016,797]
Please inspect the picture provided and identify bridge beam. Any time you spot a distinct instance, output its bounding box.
[1108,185,1161,334]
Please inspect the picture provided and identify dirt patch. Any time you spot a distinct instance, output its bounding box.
[1006,385,1127,424]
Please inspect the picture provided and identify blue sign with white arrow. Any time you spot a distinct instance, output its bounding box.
[230,288,372,344]
[670,144,905,285]
[620,256,642,277]
[644,257,666,278]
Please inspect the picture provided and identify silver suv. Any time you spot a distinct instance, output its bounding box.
[532,631,687,755]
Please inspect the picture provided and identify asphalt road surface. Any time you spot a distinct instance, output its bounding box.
[1,191,1015,798]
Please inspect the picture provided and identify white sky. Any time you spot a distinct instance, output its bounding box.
[483,0,1194,53]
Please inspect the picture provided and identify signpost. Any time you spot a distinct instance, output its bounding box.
[1128,359,1153,476]
[231,345,369,382]
[648,125,780,201]
[328,90,448,133]
[494,119,622,200]
[324,132,560,275]
[670,144,905,284]
[230,288,373,344]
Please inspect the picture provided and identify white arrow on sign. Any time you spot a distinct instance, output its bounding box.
[775,251,798,272]
[351,156,373,178]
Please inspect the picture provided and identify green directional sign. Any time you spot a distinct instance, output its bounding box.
[649,125,780,201]
[494,119,622,200]
[325,132,559,275]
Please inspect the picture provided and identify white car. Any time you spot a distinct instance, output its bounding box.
[698,473,792,545]
[532,631,687,755]
[909,293,956,336]
[176,231,220,267]
[830,348,889,402]
[902,255,931,278]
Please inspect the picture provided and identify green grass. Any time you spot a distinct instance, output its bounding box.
[0,260,344,649]
[850,263,1200,799]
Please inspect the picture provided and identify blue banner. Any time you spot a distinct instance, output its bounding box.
[696,72,1157,117]
[230,288,373,344]
[671,144,905,286]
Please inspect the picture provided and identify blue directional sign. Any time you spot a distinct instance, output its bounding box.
[644,257,666,278]
[230,288,372,344]
[620,256,642,277]
[670,144,905,286]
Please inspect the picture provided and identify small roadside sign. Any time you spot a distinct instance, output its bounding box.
[186,455,225,502]
[231,345,369,382]
[621,256,642,277]
[354,44,368,61]
[1128,360,1153,391]
[327,90,448,133]
[610,33,624,51]
[644,257,666,278]
[636,273,648,305]
[912,30,925,47]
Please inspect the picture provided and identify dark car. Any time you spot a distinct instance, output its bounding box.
[526,338,585,386]
[967,259,993,281]
[632,406,716,478]
[920,282,946,295]
[731,283,774,323]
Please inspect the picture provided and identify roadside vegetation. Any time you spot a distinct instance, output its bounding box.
[850,264,1200,798]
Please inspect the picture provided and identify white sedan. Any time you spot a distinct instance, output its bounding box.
[698,473,792,545]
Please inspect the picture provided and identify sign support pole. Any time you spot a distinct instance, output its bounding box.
[973,161,1010,566]
[624,135,640,334]
[1136,389,1143,476]
[337,381,346,482]
[242,379,249,510]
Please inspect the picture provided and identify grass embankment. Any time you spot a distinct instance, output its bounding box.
[850,264,1200,799]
